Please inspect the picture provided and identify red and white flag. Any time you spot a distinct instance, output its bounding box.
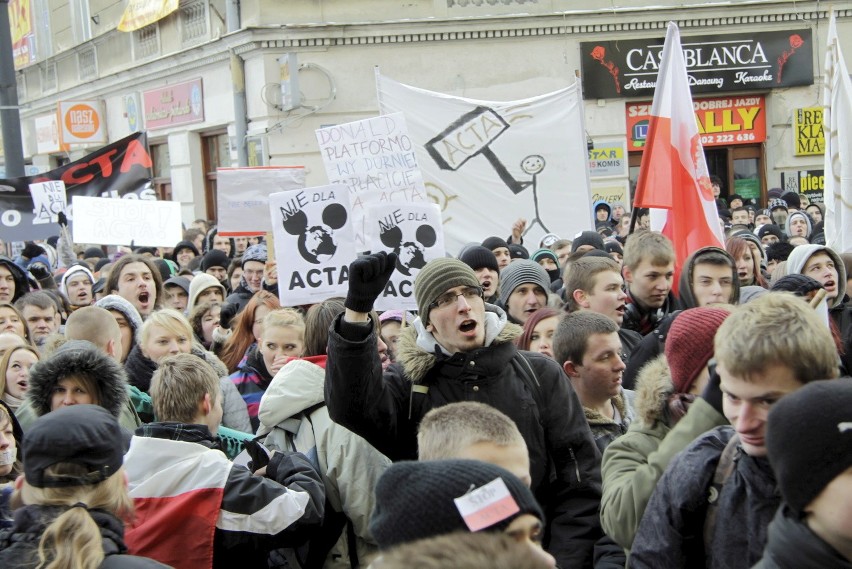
[633,22,724,293]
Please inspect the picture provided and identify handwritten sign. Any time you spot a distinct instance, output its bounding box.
[72,196,181,247]
[269,184,356,306]
[453,478,520,532]
[316,113,426,248]
[217,166,306,235]
[365,202,445,311]
[29,180,67,225]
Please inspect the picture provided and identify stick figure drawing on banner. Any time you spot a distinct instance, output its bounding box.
[425,106,550,233]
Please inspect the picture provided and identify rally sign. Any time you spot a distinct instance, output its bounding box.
[29,180,67,225]
[217,166,306,235]
[316,112,427,249]
[0,132,154,242]
[365,202,445,311]
[269,184,356,306]
[72,196,182,247]
[627,95,766,151]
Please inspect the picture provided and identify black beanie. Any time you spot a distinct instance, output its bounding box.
[458,246,499,273]
[508,244,529,260]
[172,240,200,261]
[84,247,106,259]
[757,224,784,242]
[94,258,111,273]
[781,191,801,210]
[604,240,623,255]
[370,459,544,550]
[482,236,509,253]
[770,274,824,297]
[201,249,231,272]
[766,379,852,515]
[571,231,605,253]
[727,193,744,206]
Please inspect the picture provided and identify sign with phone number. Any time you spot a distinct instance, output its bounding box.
[626,95,766,151]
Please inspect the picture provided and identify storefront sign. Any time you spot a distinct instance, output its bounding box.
[10,0,36,69]
[588,140,627,178]
[58,101,107,145]
[793,107,825,156]
[627,95,766,151]
[143,79,204,130]
[582,29,813,99]
[35,114,67,154]
[780,170,825,204]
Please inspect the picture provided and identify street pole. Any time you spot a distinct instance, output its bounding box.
[0,0,25,177]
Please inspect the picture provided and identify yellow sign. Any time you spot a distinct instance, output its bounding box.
[118,0,179,32]
[794,107,824,156]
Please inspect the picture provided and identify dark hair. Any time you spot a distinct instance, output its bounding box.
[516,307,561,351]
[303,298,345,357]
[105,255,164,311]
[766,242,795,263]
[188,301,220,347]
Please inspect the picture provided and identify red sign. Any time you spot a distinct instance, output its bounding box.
[627,95,766,151]
[143,79,204,130]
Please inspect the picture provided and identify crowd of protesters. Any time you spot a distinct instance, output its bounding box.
[0,187,849,569]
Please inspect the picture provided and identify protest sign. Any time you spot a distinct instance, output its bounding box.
[217,166,306,235]
[269,184,356,306]
[316,113,426,249]
[29,180,68,225]
[71,196,182,247]
[365,202,445,311]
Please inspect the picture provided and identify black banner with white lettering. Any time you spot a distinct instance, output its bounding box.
[0,132,154,242]
[581,29,813,99]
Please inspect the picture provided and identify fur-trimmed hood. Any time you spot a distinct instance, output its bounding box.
[395,304,522,384]
[26,340,128,419]
[633,355,673,428]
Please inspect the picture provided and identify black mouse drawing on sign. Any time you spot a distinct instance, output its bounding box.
[281,203,348,264]
[381,224,437,276]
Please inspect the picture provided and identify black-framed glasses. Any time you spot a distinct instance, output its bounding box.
[429,286,484,311]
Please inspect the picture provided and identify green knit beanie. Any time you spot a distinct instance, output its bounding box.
[415,258,481,325]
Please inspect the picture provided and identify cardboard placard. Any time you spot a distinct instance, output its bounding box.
[71,196,182,247]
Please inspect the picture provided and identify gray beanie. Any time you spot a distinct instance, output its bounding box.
[242,243,268,267]
[498,260,550,303]
[95,294,143,346]
[414,258,480,325]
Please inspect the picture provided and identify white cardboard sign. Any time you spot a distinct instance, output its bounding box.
[71,196,182,247]
[29,180,67,225]
[217,166,306,234]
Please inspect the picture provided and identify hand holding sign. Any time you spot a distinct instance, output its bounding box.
[345,252,398,314]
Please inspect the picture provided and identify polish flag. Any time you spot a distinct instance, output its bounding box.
[632,22,725,294]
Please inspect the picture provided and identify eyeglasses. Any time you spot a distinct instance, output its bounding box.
[429,286,484,311]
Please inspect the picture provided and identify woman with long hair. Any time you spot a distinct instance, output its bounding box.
[515,308,561,360]
[218,291,281,373]
[188,301,222,351]
[0,345,39,413]
[726,236,767,290]
[0,304,31,345]
[0,405,168,568]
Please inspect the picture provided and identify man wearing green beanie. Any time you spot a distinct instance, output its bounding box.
[324,252,604,569]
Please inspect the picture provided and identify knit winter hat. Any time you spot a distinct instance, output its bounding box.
[242,243,268,267]
[370,459,544,550]
[201,249,230,272]
[571,231,605,253]
[530,248,559,268]
[770,274,824,296]
[164,276,191,295]
[508,244,529,260]
[83,247,106,259]
[498,260,550,304]
[781,191,801,209]
[414,258,481,325]
[604,240,624,256]
[757,224,784,242]
[481,236,510,253]
[665,308,731,394]
[766,379,852,515]
[95,294,143,347]
[539,233,560,248]
[60,264,94,296]
[172,240,199,262]
[727,194,744,206]
[188,273,227,309]
[458,246,499,273]
[769,198,788,211]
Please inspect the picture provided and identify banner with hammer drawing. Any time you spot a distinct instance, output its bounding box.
[376,72,594,254]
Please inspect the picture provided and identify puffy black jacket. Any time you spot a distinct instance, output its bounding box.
[324,305,603,569]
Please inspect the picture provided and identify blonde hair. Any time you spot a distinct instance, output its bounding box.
[0,404,21,482]
[564,257,621,312]
[17,464,133,569]
[375,532,552,569]
[417,402,525,461]
[714,293,839,382]
[150,353,220,423]
[139,309,193,346]
[0,344,39,398]
[623,231,675,271]
[261,308,305,340]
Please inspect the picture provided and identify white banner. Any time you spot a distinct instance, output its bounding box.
[269,184,356,306]
[29,180,67,225]
[376,72,593,254]
[365,202,446,311]
[217,167,306,234]
[316,113,426,250]
[71,196,182,247]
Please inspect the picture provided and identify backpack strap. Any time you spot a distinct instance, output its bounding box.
[704,433,740,552]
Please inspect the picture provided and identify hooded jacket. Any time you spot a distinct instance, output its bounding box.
[324,304,603,569]
[600,356,726,550]
[629,426,781,569]
[258,356,391,568]
[585,389,635,454]
[784,210,813,239]
[188,273,226,310]
[676,246,740,310]
[593,200,613,223]
[753,507,852,569]
[0,505,170,569]
[0,257,30,304]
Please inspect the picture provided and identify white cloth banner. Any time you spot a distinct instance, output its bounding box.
[29,180,67,225]
[71,196,182,247]
[316,113,427,250]
[269,184,356,306]
[823,12,852,253]
[376,72,593,255]
[217,167,306,234]
[365,202,446,311]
